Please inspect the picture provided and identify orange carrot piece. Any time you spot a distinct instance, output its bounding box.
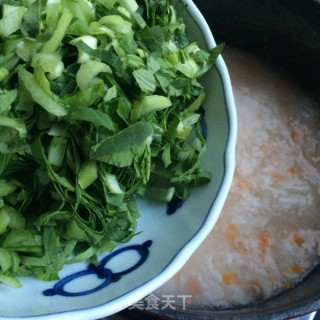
[226,233,236,241]
[259,233,269,247]
[290,130,298,140]
[293,234,305,246]
[223,272,240,285]
[186,277,202,294]
[227,224,237,231]
[291,264,303,273]
[288,166,296,175]
[271,172,283,181]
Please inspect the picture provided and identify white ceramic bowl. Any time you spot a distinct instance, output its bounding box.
[0,1,236,319]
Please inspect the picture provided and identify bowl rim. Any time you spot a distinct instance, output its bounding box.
[4,1,237,319]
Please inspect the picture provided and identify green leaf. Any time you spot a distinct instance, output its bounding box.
[70,106,115,131]
[0,89,17,114]
[133,69,156,93]
[43,226,59,274]
[91,121,153,156]
[0,4,27,37]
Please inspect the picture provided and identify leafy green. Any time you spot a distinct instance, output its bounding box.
[0,0,223,287]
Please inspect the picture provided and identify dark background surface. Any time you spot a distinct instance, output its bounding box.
[194,0,320,96]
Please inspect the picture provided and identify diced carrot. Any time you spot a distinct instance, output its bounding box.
[290,130,298,140]
[271,172,283,181]
[226,233,236,241]
[226,224,237,241]
[240,181,250,191]
[291,264,303,273]
[288,166,296,175]
[186,277,202,294]
[223,273,231,285]
[223,272,240,285]
[293,234,305,246]
[227,224,237,231]
[259,233,269,247]
[233,172,250,191]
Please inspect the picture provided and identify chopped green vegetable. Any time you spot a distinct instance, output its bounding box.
[0,0,223,287]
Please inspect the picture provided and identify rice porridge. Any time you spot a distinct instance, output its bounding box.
[153,46,320,308]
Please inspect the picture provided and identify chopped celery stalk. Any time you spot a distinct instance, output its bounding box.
[89,21,116,38]
[48,123,65,136]
[34,67,51,94]
[70,35,98,63]
[99,15,132,35]
[45,3,61,29]
[117,6,131,20]
[61,0,95,34]
[103,173,124,194]
[184,92,206,114]
[176,59,200,78]
[111,38,126,57]
[117,0,139,13]
[131,95,172,121]
[140,186,175,203]
[48,137,67,167]
[0,68,9,82]
[18,69,68,117]
[0,115,27,138]
[0,248,12,272]
[0,209,10,235]
[76,60,112,90]
[126,54,145,69]
[78,160,98,189]
[176,113,201,140]
[0,181,17,197]
[0,5,27,37]
[31,53,65,80]
[41,8,73,54]
[96,0,116,10]
[16,39,41,62]
[0,273,22,288]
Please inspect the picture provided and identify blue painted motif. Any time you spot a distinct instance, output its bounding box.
[43,240,152,297]
[167,196,184,215]
[199,107,207,140]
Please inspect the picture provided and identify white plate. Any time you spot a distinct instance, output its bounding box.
[0,1,236,319]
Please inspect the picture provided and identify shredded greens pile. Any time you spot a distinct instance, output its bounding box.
[0,0,223,287]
